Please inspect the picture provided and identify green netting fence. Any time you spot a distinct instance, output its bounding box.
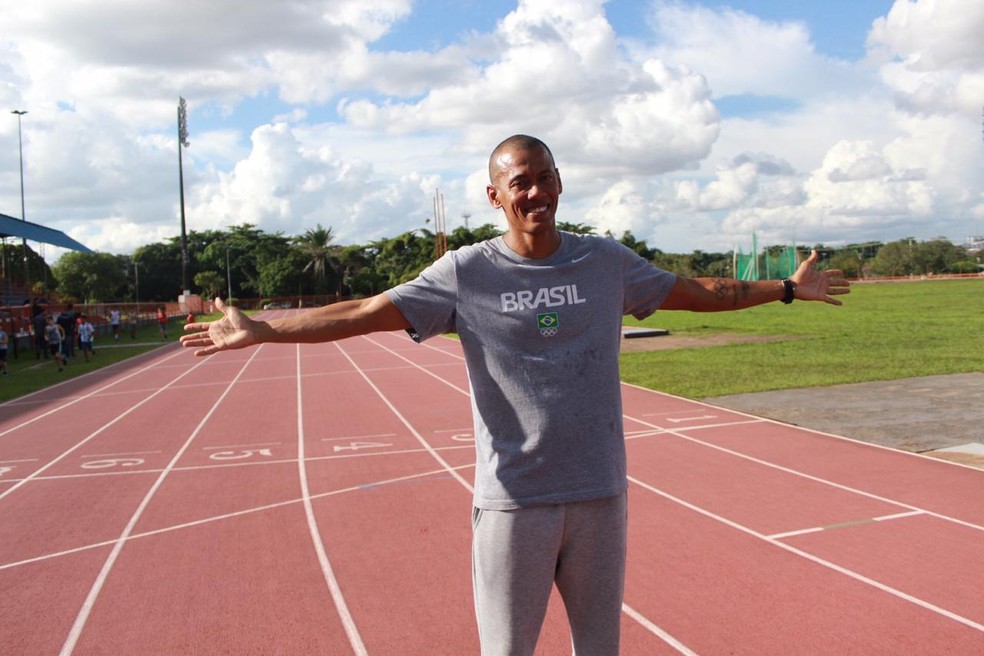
[735,241,799,281]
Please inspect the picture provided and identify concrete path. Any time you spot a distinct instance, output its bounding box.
[706,372,984,469]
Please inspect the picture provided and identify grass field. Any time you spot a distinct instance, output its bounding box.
[0,319,183,404]
[620,278,984,398]
[1,279,980,404]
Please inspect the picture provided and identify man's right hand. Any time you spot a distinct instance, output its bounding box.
[180,297,263,356]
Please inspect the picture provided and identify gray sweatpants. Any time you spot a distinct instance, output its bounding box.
[471,493,628,656]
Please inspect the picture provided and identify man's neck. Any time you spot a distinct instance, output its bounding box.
[503,229,562,260]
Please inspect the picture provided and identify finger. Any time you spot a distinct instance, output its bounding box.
[183,322,211,332]
[215,297,226,312]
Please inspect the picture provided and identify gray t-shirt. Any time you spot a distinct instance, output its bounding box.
[385,232,677,510]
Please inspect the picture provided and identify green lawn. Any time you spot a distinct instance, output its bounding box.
[0,317,201,404]
[620,278,984,398]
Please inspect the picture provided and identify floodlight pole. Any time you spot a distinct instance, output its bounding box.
[177,98,190,297]
[226,247,232,301]
[11,109,29,287]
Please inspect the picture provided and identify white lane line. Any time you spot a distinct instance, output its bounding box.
[5,444,476,487]
[58,348,264,656]
[0,353,208,504]
[622,412,984,535]
[201,442,282,450]
[321,433,397,442]
[362,335,471,397]
[621,603,698,656]
[768,510,927,540]
[354,336,694,653]
[1,464,474,573]
[337,340,472,491]
[628,474,984,635]
[0,348,189,442]
[295,344,368,656]
[622,379,984,475]
[80,451,162,458]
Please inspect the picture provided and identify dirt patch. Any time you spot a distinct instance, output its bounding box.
[620,332,786,353]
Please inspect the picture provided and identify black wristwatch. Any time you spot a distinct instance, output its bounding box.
[780,278,795,304]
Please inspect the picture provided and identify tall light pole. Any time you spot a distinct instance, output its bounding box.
[177,97,190,297]
[11,109,29,287]
[226,247,232,301]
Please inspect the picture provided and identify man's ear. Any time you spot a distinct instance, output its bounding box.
[556,168,563,195]
[486,184,502,209]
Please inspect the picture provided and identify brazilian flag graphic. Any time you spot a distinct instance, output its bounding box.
[537,312,559,337]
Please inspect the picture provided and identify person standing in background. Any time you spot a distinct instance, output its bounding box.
[77,314,95,362]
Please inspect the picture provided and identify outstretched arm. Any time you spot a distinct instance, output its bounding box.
[180,294,412,356]
[660,250,850,312]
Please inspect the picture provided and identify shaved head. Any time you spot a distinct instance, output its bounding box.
[488,135,556,183]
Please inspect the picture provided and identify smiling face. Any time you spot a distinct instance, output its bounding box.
[486,139,563,242]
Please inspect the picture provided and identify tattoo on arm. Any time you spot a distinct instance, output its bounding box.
[713,278,728,301]
[712,278,751,306]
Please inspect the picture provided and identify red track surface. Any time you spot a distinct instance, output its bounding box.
[2,315,983,654]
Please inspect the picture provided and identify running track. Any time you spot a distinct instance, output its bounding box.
[2,310,983,654]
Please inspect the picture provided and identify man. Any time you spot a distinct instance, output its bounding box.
[77,314,95,362]
[181,135,849,655]
[56,303,77,361]
[109,308,121,341]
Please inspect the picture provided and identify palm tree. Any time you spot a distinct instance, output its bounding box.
[293,224,338,294]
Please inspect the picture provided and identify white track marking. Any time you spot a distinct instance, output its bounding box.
[0,352,208,503]
[362,335,471,397]
[621,603,698,655]
[629,475,984,635]
[335,340,473,491]
[1,464,474,572]
[321,433,397,442]
[623,411,984,535]
[294,345,368,656]
[0,348,188,441]
[58,348,264,656]
[201,442,282,450]
[80,451,162,458]
[5,444,475,486]
[768,510,927,540]
[622,380,984,474]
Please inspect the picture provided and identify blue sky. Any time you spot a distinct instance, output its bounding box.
[1,0,982,261]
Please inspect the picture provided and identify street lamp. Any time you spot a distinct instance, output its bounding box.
[177,97,190,298]
[11,109,29,287]
[226,247,232,301]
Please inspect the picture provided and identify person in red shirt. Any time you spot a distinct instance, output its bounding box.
[156,307,168,340]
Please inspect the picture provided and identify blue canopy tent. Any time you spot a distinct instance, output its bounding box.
[0,212,92,253]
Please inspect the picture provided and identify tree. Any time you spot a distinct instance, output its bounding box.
[557,221,595,235]
[132,241,183,301]
[52,252,129,302]
[292,224,338,294]
[258,250,307,298]
[193,271,225,299]
[870,239,917,277]
[614,230,661,261]
[914,238,975,274]
[0,241,54,295]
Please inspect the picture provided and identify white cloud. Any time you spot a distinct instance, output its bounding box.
[0,0,982,269]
